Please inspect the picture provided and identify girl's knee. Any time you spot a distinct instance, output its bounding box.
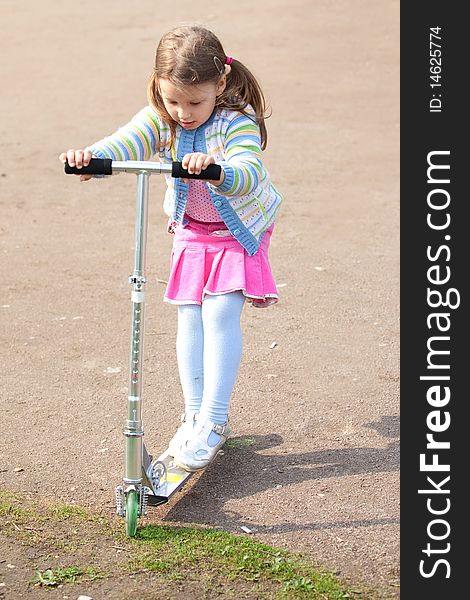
[178,303,202,322]
[202,292,245,328]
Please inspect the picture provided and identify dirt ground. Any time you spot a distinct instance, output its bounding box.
[0,0,399,597]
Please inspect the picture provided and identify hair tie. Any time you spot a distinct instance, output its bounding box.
[225,56,233,65]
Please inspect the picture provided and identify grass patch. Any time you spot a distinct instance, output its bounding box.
[31,565,102,587]
[0,491,39,524]
[130,525,351,599]
[48,504,91,520]
[225,436,256,448]
[0,491,96,525]
[0,493,111,551]
[0,500,30,519]
[0,491,376,599]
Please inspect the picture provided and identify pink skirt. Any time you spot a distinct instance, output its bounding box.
[164,218,278,308]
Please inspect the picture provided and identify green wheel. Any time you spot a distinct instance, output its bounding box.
[125,489,139,537]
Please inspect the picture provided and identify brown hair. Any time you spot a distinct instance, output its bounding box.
[147,25,269,150]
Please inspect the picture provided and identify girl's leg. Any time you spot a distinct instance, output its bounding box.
[174,291,245,470]
[168,303,204,456]
[199,291,245,432]
[176,304,204,413]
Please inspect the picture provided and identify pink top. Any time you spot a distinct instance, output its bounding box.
[185,180,221,222]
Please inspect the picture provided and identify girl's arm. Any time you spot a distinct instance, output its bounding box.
[210,112,265,197]
[87,106,164,161]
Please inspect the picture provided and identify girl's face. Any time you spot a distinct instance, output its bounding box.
[159,78,226,130]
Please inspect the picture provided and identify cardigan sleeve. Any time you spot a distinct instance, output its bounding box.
[87,106,165,161]
[210,112,265,197]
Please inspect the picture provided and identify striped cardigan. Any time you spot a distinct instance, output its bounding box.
[88,105,283,255]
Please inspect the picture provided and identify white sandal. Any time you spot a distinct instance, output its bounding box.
[174,419,231,472]
[167,411,198,457]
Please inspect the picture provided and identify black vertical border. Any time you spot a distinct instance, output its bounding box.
[401,3,466,598]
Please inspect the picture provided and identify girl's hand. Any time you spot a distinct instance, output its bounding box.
[181,152,224,185]
[59,148,94,181]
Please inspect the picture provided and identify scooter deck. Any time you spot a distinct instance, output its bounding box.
[143,445,193,507]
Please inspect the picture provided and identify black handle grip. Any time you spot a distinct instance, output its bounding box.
[172,161,221,180]
[64,158,112,175]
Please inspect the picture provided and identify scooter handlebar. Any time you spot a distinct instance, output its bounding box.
[64,158,113,175]
[64,158,222,180]
[170,161,221,181]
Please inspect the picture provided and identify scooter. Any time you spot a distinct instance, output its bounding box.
[64,157,222,536]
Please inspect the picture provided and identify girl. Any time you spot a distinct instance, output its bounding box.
[59,25,283,472]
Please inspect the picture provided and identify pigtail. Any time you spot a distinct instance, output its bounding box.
[217,59,269,150]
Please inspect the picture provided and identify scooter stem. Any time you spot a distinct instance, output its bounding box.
[123,171,150,485]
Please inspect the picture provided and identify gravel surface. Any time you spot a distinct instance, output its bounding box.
[0,0,399,596]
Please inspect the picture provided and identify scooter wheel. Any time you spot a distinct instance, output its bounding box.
[125,489,139,537]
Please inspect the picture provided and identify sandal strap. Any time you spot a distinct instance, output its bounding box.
[212,422,229,436]
[181,411,198,424]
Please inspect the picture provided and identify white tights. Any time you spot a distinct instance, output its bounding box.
[176,291,245,425]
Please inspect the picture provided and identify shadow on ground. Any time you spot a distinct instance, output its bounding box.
[161,415,399,534]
